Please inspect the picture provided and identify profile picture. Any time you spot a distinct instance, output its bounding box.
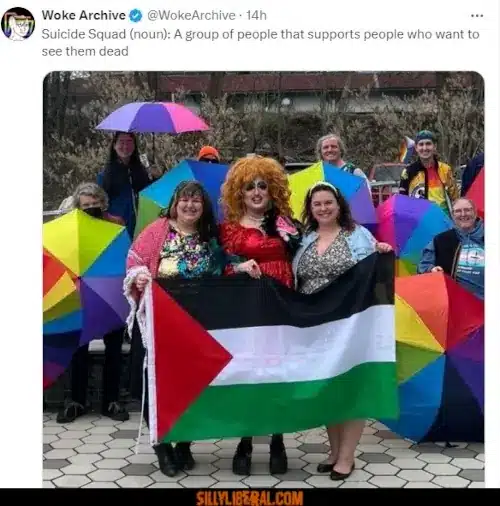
[1,7,35,41]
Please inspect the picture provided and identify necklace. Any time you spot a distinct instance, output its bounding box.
[246,214,265,224]
[242,214,266,235]
[170,220,196,236]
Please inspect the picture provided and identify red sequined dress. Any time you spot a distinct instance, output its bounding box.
[220,222,294,289]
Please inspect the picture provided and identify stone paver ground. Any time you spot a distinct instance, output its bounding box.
[43,412,484,488]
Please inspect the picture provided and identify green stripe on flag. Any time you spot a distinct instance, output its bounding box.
[163,362,398,442]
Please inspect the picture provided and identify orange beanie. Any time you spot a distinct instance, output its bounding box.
[198,146,220,161]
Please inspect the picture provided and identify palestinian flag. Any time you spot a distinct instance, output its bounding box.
[143,252,398,445]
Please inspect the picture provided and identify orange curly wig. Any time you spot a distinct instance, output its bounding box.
[220,156,292,222]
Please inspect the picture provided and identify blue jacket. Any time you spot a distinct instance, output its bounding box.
[418,219,484,299]
[291,224,377,289]
[97,170,138,238]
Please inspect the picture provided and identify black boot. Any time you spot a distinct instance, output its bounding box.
[269,434,287,474]
[56,401,86,424]
[175,441,195,471]
[102,401,130,422]
[154,442,178,477]
[232,437,252,475]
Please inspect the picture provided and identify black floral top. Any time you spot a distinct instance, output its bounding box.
[296,230,355,294]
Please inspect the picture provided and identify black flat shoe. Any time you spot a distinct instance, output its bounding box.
[269,441,288,474]
[155,443,178,477]
[175,442,195,471]
[330,463,355,481]
[232,440,252,475]
[317,463,334,473]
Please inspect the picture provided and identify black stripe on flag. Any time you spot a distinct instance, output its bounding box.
[155,251,394,331]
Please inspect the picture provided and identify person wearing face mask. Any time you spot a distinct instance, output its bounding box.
[68,182,125,223]
[291,182,392,481]
[56,183,129,425]
[417,198,484,300]
[399,130,459,217]
[123,180,251,477]
[219,156,302,476]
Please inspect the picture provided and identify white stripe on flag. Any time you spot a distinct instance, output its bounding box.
[209,304,395,386]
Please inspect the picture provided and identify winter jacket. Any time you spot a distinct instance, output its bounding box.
[417,219,484,299]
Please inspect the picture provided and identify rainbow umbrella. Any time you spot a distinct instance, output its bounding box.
[43,249,82,389]
[96,102,209,134]
[43,210,131,387]
[288,161,377,231]
[380,272,484,443]
[135,159,230,236]
[376,194,453,276]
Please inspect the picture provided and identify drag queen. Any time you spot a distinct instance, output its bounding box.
[219,155,301,475]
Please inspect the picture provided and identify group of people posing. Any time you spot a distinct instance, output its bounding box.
[54,129,394,482]
[122,152,394,481]
[52,127,484,483]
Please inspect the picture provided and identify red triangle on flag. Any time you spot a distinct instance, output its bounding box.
[151,281,233,440]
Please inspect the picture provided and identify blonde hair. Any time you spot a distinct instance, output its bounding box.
[316,133,346,160]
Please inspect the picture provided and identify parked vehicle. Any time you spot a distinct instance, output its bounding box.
[368,162,406,206]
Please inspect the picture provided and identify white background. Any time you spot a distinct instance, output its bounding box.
[0,0,498,488]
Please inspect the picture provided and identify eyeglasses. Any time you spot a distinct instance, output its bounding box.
[244,180,268,191]
[452,208,474,214]
[199,157,219,164]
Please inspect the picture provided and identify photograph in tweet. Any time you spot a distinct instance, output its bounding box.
[42,70,484,489]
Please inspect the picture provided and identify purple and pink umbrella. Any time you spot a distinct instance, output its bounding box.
[96,101,210,134]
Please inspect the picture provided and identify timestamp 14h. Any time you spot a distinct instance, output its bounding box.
[247,10,267,21]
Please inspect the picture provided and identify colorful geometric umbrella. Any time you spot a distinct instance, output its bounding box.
[380,272,484,443]
[43,249,82,389]
[376,194,453,276]
[43,210,131,387]
[465,166,484,219]
[288,161,377,231]
[96,101,210,134]
[135,159,230,236]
